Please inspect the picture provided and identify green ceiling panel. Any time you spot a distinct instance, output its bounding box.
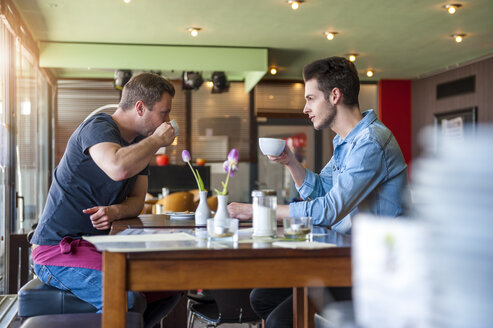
[39,42,268,92]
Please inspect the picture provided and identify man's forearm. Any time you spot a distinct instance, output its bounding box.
[112,196,145,220]
[112,136,161,178]
[276,204,290,219]
[286,160,307,188]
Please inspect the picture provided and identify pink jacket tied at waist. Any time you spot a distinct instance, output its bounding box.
[32,236,103,271]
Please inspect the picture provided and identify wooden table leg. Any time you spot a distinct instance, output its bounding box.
[293,287,324,328]
[293,287,304,328]
[306,287,324,328]
[103,252,127,328]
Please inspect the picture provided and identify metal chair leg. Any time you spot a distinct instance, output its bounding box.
[189,313,195,328]
[187,299,192,328]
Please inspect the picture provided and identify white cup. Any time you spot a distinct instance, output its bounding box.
[259,138,286,156]
[169,119,179,136]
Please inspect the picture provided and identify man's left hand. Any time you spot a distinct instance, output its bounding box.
[83,206,118,230]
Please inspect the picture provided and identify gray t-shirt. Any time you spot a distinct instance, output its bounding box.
[32,113,148,245]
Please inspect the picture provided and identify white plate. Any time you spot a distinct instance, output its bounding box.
[166,212,195,220]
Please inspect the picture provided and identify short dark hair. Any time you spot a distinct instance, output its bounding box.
[303,56,360,106]
[119,73,175,110]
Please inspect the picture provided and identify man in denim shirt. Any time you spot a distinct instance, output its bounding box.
[229,56,407,327]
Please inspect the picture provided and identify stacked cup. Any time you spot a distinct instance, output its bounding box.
[411,126,493,327]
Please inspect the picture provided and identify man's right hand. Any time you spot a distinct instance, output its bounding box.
[268,145,296,166]
[227,202,253,220]
[152,122,176,147]
[269,145,306,188]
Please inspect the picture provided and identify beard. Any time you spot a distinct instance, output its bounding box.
[314,102,337,130]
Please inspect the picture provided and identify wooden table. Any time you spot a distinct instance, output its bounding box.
[102,216,351,328]
[111,214,260,233]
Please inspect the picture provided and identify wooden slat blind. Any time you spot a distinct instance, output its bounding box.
[190,82,250,162]
[165,80,186,164]
[255,82,306,115]
[55,79,186,165]
[55,80,121,165]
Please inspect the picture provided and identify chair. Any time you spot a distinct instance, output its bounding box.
[189,289,261,328]
[154,191,194,213]
[206,195,218,213]
[186,290,215,327]
[189,189,201,209]
[142,192,156,214]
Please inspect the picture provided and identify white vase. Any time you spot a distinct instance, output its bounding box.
[195,190,210,226]
[213,194,230,222]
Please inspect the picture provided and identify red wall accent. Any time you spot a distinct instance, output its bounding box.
[378,80,412,164]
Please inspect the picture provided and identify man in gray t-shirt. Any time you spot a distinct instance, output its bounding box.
[31,73,177,314]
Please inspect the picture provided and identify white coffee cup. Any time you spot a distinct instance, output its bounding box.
[169,119,179,136]
[259,138,286,156]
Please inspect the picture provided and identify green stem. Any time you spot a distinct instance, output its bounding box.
[221,164,232,195]
[187,161,203,191]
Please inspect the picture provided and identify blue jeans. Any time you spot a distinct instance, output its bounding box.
[34,263,135,313]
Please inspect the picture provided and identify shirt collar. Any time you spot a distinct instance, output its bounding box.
[334,109,377,146]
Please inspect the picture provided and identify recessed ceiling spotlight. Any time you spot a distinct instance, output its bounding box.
[288,0,305,10]
[444,3,462,14]
[187,27,202,37]
[366,70,374,78]
[347,54,358,62]
[324,31,338,40]
[123,0,131,3]
[451,33,466,43]
[269,66,278,75]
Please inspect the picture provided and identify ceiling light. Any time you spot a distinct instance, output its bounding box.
[270,66,278,75]
[206,81,214,87]
[187,27,201,37]
[348,54,357,62]
[324,31,338,40]
[288,0,305,10]
[123,0,131,3]
[444,3,462,14]
[182,71,204,90]
[366,70,374,78]
[211,71,229,94]
[451,33,466,43]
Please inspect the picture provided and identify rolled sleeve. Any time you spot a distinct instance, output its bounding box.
[291,139,388,228]
[297,168,317,200]
[289,201,308,218]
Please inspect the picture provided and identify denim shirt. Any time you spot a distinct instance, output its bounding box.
[289,110,408,234]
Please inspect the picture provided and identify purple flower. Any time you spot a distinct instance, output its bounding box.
[223,160,238,177]
[182,150,191,162]
[227,148,239,164]
[215,149,239,195]
[182,150,205,191]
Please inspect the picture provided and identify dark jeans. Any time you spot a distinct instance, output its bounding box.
[250,287,352,328]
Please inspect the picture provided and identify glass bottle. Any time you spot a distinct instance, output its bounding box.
[251,190,277,237]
